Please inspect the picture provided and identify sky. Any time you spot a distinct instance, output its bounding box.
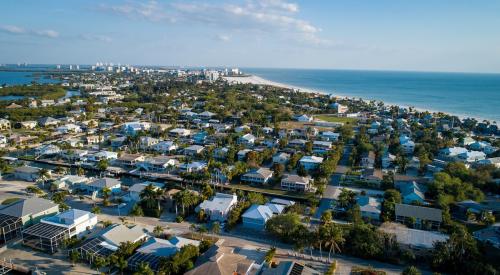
[1,0,500,73]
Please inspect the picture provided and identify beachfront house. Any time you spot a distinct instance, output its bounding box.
[241,168,273,185]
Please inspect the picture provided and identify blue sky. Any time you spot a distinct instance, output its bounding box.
[1,0,500,73]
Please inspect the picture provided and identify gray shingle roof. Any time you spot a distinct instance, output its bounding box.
[395,203,442,222]
[0,197,58,218]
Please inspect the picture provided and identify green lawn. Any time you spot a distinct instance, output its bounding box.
[315,114,358,124]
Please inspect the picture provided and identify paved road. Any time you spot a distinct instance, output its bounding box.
[315,145,352,219]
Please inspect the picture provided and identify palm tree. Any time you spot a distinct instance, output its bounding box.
[38,168,50,186]
[134,262,154,275]
[115,256,128,275]
[77,167,85,176]
[92,256,108,273]
[211,222,221,235]
[173,189,199,216]
[69,250,80,267]
[321,223,345,261]
[102,187,111,206]
[140,184,162,211]
[153,225,164,237]
[130,204,143,222]
[264,247,276,265]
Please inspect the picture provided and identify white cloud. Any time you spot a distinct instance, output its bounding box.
[98,0,329,46]
[216,34,230,42]
[0,25,59,38]
[80,34,113,43]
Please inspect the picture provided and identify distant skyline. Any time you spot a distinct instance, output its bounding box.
[1,0,500,73]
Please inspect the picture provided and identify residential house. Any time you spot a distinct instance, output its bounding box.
[115,153,145,167]
[40,209,97,238]
[237,149,251,161]
[85,151,118,162]
[242,203,284,230]
[395,204,442,230]
[272,152,290,165]
[137,156,178,172]
[196,193,238,222]
[110,136,127,148]
[238,133,256,146]
[13,166,47,182]
[122,121,151,136]
[169,128,191,137]
[128,237,200,272]
[312,140,332,153]
[52,175,89,190]
[399,135,415,154]
[361,151,376,169]
[439,147,468,161]
[213,147,230,160]
[56,124,82,134]
[186,243,262,275]
[299,156,323,171]
[473,223,500,249]
[35,144,61,157]
[128,182,164,202]
[357,195,381,221]
[38,117,60,127]
[320,131,340,142]
[261,261,321,275]
[281,174,312,192]
[288,139,307,149]
[295,114,313,122]
[178,161,207,173]
[85,135,104,145]
[75,224,148,261]
[151,140,178,153]
[0,197,59,226]
[81,177,121,195]
[241,168,273,185]
[139,136,159,150]
[457,150,486,163]
[184,145,205,156]
[396,181,426,204]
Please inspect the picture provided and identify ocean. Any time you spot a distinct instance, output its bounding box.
[0,71,59,85]
[244,68,500,122]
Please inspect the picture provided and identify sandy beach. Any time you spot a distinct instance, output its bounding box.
[223,75,493,122]
[223,75,324,95]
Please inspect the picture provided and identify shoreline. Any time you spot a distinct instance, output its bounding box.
[223,75,494,123]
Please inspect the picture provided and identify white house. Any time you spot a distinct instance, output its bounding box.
[242,203,284,230]
[13,166,46,182]
[196,193,238,222]
[281,174,312,192]
[299,156,324,171]
[238,133,256,146]
[35,144,61,157]
[152,141,178,153]
[458,151,486,163]
[41,209,97,238]
[169,128,191,137]
[399,135,415,154]
[357,196,381,221]
[272,152,290,165]
[137,156,178,172]
[241,168,273,185]
[82,177,121,195]
[178,161,207,173]
[139,136,160,150]
[439,147,468,161]
[313,140,332,153]
[122,122,151,136]
[56,124,82,134]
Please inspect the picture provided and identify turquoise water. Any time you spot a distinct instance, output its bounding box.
[0,95,26,101]
[244,68,500,122]
[0,71,59,85]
